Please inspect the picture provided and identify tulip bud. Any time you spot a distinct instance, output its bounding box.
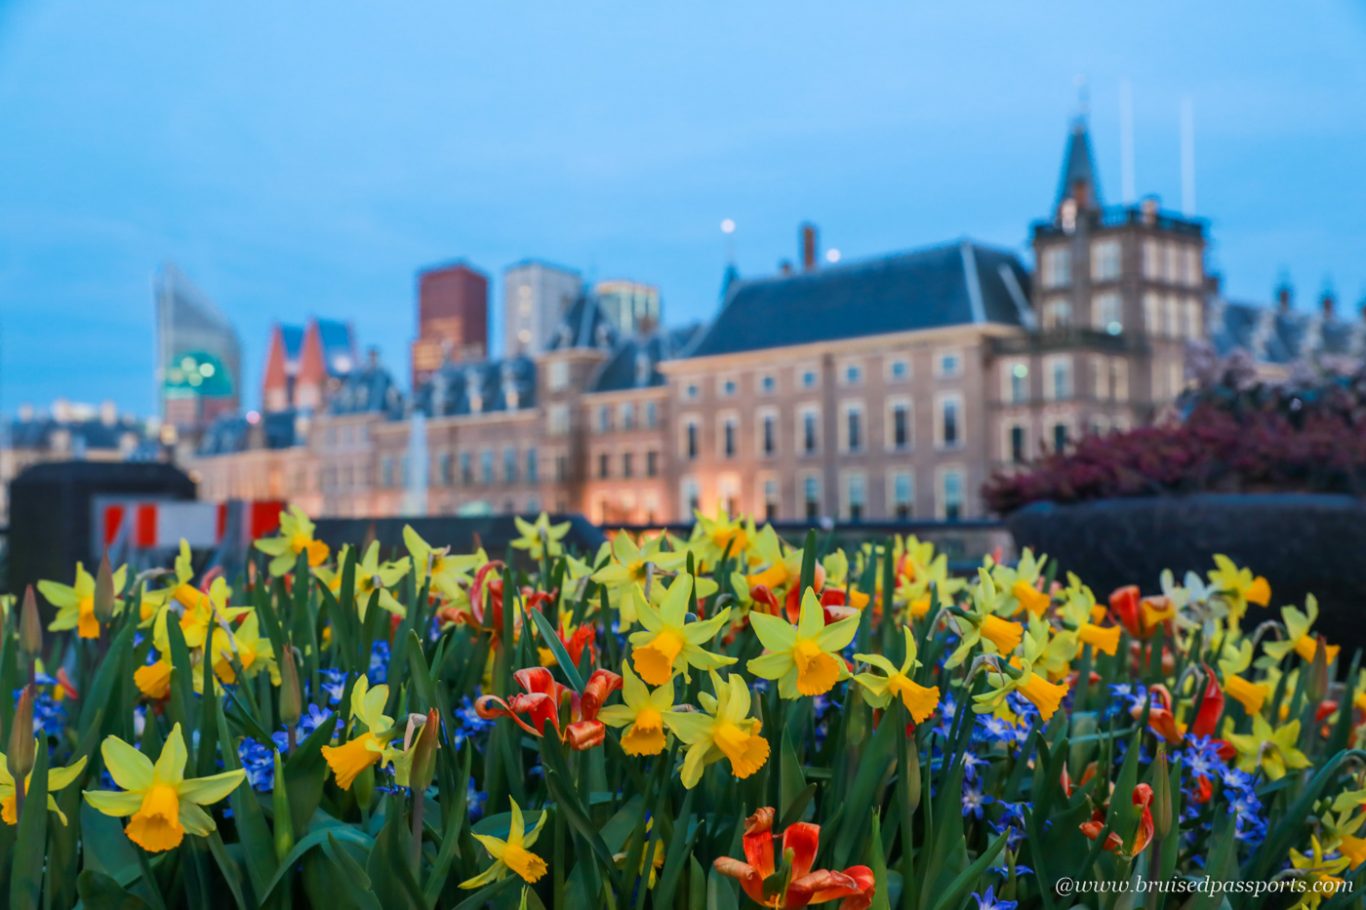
[408,708,441,795]
[94,554,117,623]
[279,646,302,728]
[7,686,36,783]
[1152,744,1173,839]
[19,586,42,660]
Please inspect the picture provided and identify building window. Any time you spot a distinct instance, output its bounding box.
[503,446,517,484]
[891,472,913,520]
[936,351,962,378]
[843,363,863,386]
[1010,425,1027,464]
[597,405,612,433]
[460,452,473,485]
[381,457,394,488]
[889,401,910,450]
[761,413,776,456]
[760,374,776,394]
[480,450,494,486]
[681,478,699,515]
[619,402,635,430]
[843,473,866,522]
[937,395,962,449]
[1142,239,1160,279]
[526,448,538,484]
[844,404,863,453]
[683,383,699,401]
[803,475,821,520]
[721,378,737,397]
[1092,238,1121,281]
[1046,356,1073,401]
[1095,292,1123,335]
[721,417,737,458]
[1042,246,1071,288]
[1006,362,1028,403]
[762,478,779,522]
[554,454,567,482]
[1112,359,1130,401]
[1052,423,1069,453]
[1043,299,1072,329]
[548,403,570,435]
[1164,296,1181,336]
[646,450,658,477]
[940,469,965,521]
[801,409,818,455]
[439,451,453,486]
[622,452,634,478]
[801,369,818,389]
[683,420,698,460]
[598,452,610,479]
[548,360,570,391]
[888,358,909,381]
[645,401,658,428]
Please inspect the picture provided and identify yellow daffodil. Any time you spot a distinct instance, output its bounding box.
[945,571,1024,668]
[39,561,128,640]
[403,524,485,601]
[1260,596,1340,667]
[208,610,279,685]
[852,626,940,722]
[599,665,674,756]
[83,724,246,852]
[0,747,86,824]
[747,588,859,698]
[689,512,756,569]
[459,798,549,888]
[628,575,736,686]
[1226,714,1310,780]
[664,672,769,789]
[894,535,965,619]
[318,542,410,621]
[1288,836,1349,909]
[973,624,1070,723]
[591,532,685,629]
[1076,622,1121,656]
[254,505,330,576]
[138,541,196,625]
[134,656,174,700]
[511,513,571,562]
[322,674,397,790]
[1206,554,1270,624]
[989,549,1050,617]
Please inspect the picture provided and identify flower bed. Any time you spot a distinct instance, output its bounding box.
[2,508,1363,908]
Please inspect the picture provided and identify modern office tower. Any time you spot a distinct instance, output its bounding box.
[411,262,489,386]
[503,260,583,357]
[154,264,243,442]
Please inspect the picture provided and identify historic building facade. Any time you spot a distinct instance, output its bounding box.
[184,117,1366,523]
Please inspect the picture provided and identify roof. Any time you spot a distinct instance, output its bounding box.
[279,325,305,362]
[5,414,146,452]
[329,362,404,417]
[313,319,357,377]
[1207,299,1366,364]
[684,240,1032,360]
[590,324,707,393]
[197,411,299,455]
[546,295,619,352]
[413,356,538,418]
[1056,119,1102,211]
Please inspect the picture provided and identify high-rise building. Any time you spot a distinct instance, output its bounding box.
[594,279,662,337]
[411,262,488,387]
[154,264,242,443]
[502,260,583,357]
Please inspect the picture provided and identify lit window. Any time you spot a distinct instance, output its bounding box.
[1095,292,1123,335]
[1007,362,1029,403]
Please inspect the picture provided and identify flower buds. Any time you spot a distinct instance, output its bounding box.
[94,554,117,623]
[8,685,36,783]
[1152,744,1174,840]
[278,646,302,728]
[407,709,440,794]
[19,586,42,660]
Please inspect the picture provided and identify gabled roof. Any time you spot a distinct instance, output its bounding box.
[590,324,706,393]
[313,319,357,377]
[684,240,1031,360]
[279,325,305,361]
[1056,118,1102,211]
[546,295,618,352]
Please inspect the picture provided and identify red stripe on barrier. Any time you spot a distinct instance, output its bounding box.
[134,504,158,548]
[216,503,228,541]
[103,505,125,548]
[250,501,285,539]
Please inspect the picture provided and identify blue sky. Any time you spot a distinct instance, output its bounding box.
[2,2,1364,415]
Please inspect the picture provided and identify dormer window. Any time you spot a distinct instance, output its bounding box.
[634,352,651,386]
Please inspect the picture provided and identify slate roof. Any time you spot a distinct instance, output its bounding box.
[6,415,146,451]
[684,240,1032,360]
[1057,119,1102,210]
[547,295,619,352]
[279,325,305,362]
[590,324,706,393]
[1207,299,1366,364]
[413,356,538,418]
[197,411,299,455]
[314,319,357,377]
[329,362,404,417]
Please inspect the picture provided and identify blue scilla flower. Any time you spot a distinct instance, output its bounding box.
[959,749,985,781]
[368,641,391,683]
[971,886,1018,910]
[299,704,339,739]
[452,697,493,748]
[466,778,487,820]
[25,690,66,737]
[962,781,991,819]
[316,669,347,706]
[238,738,275,792]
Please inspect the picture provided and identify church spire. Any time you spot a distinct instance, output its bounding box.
[1055,112,1102,217]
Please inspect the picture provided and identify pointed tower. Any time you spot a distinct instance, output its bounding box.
[1055,117,1102,218]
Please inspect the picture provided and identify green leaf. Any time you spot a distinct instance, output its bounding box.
[75,870,152,910]
[527,604,585,691]
[928,830,1009,910]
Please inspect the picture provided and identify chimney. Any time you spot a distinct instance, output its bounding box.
[779,260,794,276]
[1321,288,1336,320]
[1140,196,1159,226]
[800,223,818,271]
[1276,282,1292,313]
